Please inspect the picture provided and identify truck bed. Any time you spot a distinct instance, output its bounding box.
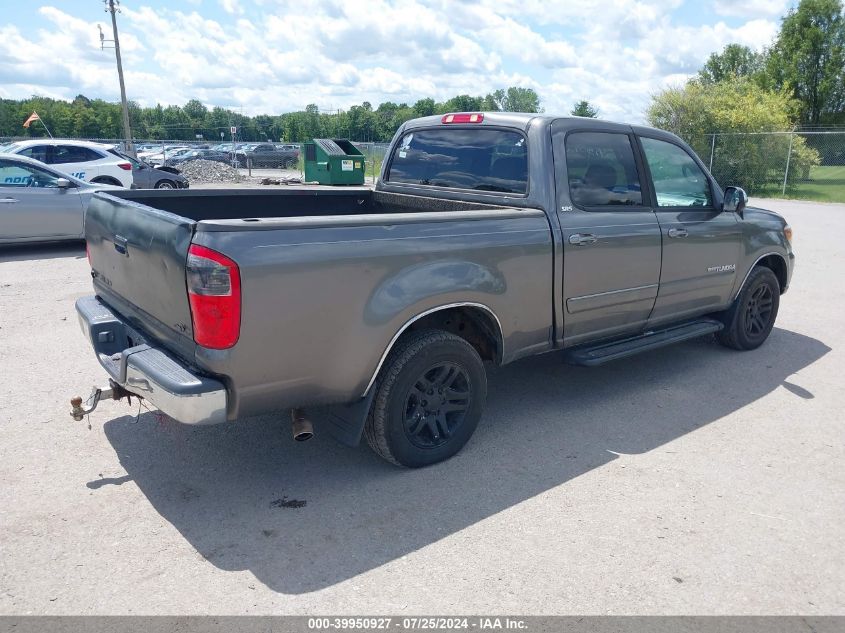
[84,188,553,418]
[103,188,509,221]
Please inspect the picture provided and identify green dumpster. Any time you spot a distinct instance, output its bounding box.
[303,138,366,185]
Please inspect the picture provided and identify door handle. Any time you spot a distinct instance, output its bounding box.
[569,233,598,246]
[667,228,688,238]
[0,198,19,203]
[113,235,129,255]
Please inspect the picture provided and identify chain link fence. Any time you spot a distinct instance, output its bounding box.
[691,130,845,202]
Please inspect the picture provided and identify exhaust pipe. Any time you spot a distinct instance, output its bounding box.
[290,408,314,442]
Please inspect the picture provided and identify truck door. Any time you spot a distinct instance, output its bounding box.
[637,135,741,324]
[551,123,662,346]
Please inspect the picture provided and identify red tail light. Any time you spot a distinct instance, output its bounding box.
[186,244,241,349]
[441,113,484,124]
[117,162,132,171]
[85,241,91,266]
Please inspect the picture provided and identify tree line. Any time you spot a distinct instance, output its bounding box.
[0,87,541,143]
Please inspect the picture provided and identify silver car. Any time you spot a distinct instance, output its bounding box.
[0,153,121,244]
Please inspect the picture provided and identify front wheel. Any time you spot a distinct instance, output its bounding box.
[364,330,487,468]
[716,266,780,350]
[154,179,176,189]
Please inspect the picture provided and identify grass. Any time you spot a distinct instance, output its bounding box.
[758,165,845,203]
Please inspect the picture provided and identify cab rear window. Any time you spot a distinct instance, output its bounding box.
[386,128,527,194]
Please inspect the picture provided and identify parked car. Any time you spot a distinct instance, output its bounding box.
[0,153,121,244]
[231,142,299,168]
[144,146,191,166]
[107,150,189,189]
[76,112,794,468]
[0,139,134,188]
[164,148,230,166]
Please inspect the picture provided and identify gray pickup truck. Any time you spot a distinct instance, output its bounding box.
[74,112,794,467]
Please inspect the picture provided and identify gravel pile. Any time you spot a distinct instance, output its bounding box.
[178,159,242,184]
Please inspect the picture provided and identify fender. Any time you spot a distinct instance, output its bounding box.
[363,301,504,397]
[732,251,790,300]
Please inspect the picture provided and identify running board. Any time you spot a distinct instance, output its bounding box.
[565,319,724,367]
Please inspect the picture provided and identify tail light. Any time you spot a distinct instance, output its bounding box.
[117,162,132,171]
[186,244,241,349]
[85,241,91,266]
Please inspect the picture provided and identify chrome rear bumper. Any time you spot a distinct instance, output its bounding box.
[75,295,228,425]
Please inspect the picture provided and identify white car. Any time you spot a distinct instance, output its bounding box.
[0,139,134,188]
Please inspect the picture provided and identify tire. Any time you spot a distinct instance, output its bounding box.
[91,176,121,186]
[716,266,780,350]
[364,330,487,468]
[155,179,176,189]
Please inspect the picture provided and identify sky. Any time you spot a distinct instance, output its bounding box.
[0,0,796,123]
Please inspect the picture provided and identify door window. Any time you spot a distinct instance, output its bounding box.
[0,160,62,188]
[53,145,104,164]
[640,137,712,207]
[565,132,643,207]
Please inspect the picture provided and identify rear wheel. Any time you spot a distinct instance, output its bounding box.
[716,266,780,350]
[364,330,487,468]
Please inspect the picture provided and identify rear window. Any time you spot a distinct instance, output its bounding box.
[386,128,528,194]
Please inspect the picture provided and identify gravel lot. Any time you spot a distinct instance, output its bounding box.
[0,199,842,615]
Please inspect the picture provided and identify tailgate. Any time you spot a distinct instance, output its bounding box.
[85,192,197,358]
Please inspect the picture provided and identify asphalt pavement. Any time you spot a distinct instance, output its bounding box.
[0,198,842,614]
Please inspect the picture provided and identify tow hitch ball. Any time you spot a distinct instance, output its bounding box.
[70,381,132,421]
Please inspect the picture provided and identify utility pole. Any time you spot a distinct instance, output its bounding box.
[104,0,134,156]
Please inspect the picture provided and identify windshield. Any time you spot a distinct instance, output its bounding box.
[386,128,528,194]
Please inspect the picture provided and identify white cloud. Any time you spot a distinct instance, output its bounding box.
[218,0,244,15]
[0,0,785,124]
[713,0,790,18]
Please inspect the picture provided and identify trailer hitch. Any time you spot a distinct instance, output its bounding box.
[70,381,133,421]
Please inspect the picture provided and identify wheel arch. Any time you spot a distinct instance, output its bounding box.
[362,302,504,397]
[735,252,789,299]
[90,175,121,186]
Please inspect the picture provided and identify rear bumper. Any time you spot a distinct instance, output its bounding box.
[75,295,228,425]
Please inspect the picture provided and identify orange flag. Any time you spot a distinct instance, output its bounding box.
[22,112,40,128]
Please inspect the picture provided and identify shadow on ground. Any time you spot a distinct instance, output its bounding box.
[0,242,85,262]
[98,327,829,594]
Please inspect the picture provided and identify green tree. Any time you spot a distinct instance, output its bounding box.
[765,0,845,125]
[698,44,766,84]
[442,94,483,112]
[500,87,541,113]
[413,98,436,117]
[482,89,506,111]
[571,100,599,117]
[647,78,820,193]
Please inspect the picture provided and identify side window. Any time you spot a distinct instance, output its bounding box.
[565,132,643,207]
[0,160,60,188]
[54,146,103,164]
[640,137,712,208]
[16,145,50,163]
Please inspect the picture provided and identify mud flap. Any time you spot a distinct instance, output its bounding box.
[306,390,376,447]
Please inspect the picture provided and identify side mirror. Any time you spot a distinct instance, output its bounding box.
[723,186,748,215]
[56,178,71,189]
